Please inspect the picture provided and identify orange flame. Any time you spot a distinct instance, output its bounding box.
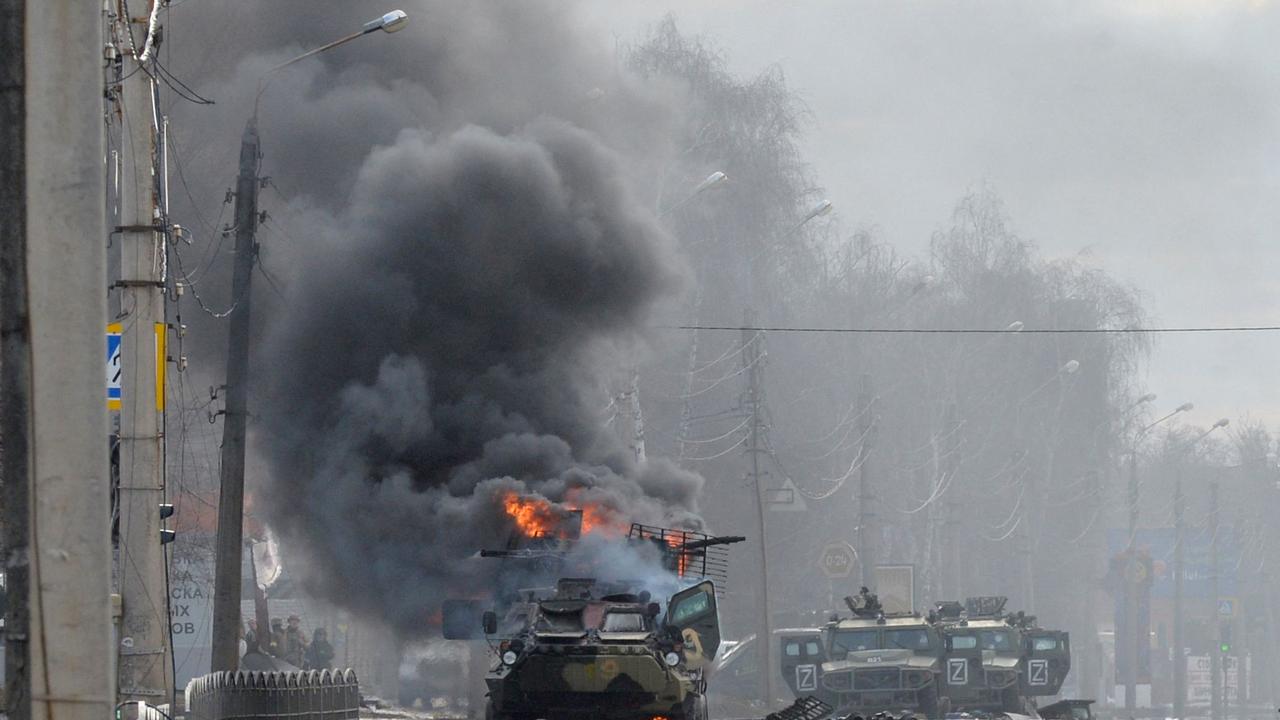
[501,491,626,539]
[503,494,566,538]
[665,534,689,576]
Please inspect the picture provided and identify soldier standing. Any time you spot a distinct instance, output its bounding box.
[244,618,259,653]
[269,617,286,657]
[284,615,308,667]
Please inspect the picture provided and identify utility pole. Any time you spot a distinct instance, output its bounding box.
[675,281,705,466]
[1173,468,1186,720]
[113,0,174,703]
[856,374,877,588]
[742,312,776,709]
[1210,477,1222,720]
[941,402,960,599]
[211,119,261,672]
[1125,451,1140,714]
[0,0,30,712]
[2,3,113,720]
[614,366,646,464]
[205,16,411,669]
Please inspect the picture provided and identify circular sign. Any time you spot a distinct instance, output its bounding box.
[819,542,857,579]
[1123,558,1149,584]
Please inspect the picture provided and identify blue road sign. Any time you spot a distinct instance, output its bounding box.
[1108,528,1239,598]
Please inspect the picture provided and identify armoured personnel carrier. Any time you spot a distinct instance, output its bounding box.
[777,589,943,718]
[462,524,742,720]
[481,576,720,720]
[931,597,1070,716]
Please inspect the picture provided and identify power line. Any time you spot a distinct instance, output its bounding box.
[666,324,1280,335]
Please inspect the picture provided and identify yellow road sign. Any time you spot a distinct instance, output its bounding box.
[106,322,166,411]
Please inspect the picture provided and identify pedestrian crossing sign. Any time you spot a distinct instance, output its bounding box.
[106,322,166,412]
[107,323,122,410]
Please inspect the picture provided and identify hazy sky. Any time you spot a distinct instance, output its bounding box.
[581,0,1280,431]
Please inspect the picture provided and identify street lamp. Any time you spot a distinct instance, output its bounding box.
[1016,359,1081,405]
[658,171,728,217]
[799,198,834,225]
[254,10,409,115]
[745,195,832,711]
[749,198,835,265]
[1171,417,1228,720]
[692,170,728,195]
[210,10,409,674]
[1123,400,1193,713]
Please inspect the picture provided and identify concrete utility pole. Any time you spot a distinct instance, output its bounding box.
[1122,403,1190,713]
[113,0,174,702]
[0,0,30,712]
[1124,451,1140,714]
[1173,418,1226,720]
[741,313,776,709]
[209,12,409,671]
[614,366,646,464]
[856,374,877,588]
[211,120,261,672]
[940,402,960,600]
[1173,467,1186,720]
[1,3,114,720]
[1210,477,1222,720]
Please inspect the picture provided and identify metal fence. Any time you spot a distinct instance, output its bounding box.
[185,669,361,720]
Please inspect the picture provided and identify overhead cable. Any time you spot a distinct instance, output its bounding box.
[667,324,1280,335]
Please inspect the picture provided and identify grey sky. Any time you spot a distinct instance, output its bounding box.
[580,0,1280,430]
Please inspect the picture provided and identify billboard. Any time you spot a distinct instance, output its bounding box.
[1107,527,1239,598]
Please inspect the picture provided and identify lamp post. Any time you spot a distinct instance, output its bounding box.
[210,10,409,673]
[1123,401,1192,712]
[1171,418,1229,720]
[633,170,729,465]
[748,196,833,711]
[1018,359,1081,612]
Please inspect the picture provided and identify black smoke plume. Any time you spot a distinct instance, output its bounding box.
[162,1,710,634]
[255,120,702,629]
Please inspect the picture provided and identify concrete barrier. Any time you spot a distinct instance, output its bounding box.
[185,669,360,720]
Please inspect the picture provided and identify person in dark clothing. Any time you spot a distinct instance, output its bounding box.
[283,614,308,667]
[305,627,335,669]
[269,617,285,657]
[244,619,259,653]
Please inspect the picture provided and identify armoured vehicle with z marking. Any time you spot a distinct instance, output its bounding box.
[931,597,1069,715]
[776,593,1076,719]
[779,589,944,718]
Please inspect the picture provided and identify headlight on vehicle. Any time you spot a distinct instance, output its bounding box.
[502,650,518,666]
[664,651,681,667]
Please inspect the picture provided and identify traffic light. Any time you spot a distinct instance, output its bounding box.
[1219,620,1232,654]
